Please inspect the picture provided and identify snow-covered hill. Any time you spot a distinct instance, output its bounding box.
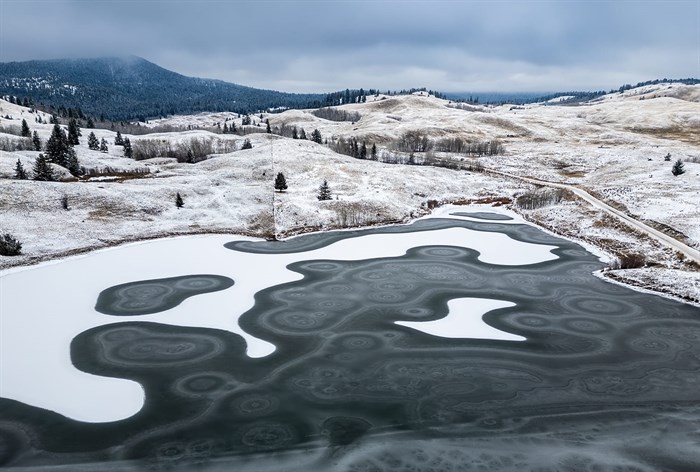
[1,83,698,303]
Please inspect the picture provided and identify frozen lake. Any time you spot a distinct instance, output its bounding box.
[1,207,699,470]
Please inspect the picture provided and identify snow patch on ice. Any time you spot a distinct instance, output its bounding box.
[396,298,523,341]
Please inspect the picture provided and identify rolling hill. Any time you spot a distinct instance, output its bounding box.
[0,56,327,120]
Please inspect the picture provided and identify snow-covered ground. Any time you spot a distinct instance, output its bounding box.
[0,208,554,422]
[0,82,698,303]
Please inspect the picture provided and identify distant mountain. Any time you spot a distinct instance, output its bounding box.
[0,56,328,120]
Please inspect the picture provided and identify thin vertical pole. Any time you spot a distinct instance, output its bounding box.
[271,137,277,240]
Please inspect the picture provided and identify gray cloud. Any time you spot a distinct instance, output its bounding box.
[0,0,697,92]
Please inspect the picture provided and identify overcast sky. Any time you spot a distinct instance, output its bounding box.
[0,0,698,93]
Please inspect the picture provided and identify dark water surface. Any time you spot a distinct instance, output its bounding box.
[2,217,700,471]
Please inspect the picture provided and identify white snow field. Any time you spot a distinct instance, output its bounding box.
[0,209,556,422]
[396,298,523,341]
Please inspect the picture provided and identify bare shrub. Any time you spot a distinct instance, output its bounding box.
[446,103,486,112]
[81,166,151,178]
[516,188,567,210]
[0,124,22,136]
[464,159,485,172]
[609,253,647,269]
[393,130,431,153]
[433,137,503,156]
[132,137,234,162]
[0,136,34,151]
[329,201,386,227]
[312,107,361,122]
[132,139,171,161]
[247,210,275,238]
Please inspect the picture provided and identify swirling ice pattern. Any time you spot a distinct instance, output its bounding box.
[95,274,234,316]
[3,215,700,471]
[95,325,225,366]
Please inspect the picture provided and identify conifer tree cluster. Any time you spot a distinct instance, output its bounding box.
[123,137,133,158]
[222,122,237,134]
[112,130,134,157]
[67,118,81,145]
[32,153,55,181]
[88,132,99,150]
[45,124,81,176]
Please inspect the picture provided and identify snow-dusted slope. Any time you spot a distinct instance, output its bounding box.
[1,83,698,302]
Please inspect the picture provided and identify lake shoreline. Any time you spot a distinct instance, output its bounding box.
[3,204,697,308]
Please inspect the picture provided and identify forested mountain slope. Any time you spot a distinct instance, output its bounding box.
[0,56,326,120]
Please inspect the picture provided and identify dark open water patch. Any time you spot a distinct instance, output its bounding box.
[450,211,514,221]
[2,219,700,471]
[95,274,234,316]
[224,217,546,254]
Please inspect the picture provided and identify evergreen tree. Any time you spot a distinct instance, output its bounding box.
[223,123,229,134]
[300,128,307,140]
[274,172,288,192]
[49,114,58,124]
[371,143,377,160]
[311,129,322,144]
[292,126,298,139]
[87,132,99,150]
[242,139,253,149]
[100,137,109,152]
[32,130,41,151]
[20,119,30,137]
[65,147,82,176]
[266,119,271,133]
[86,117,95,128]
[114,130,124,145]
[67,118,81,145]
[123,137,133,158]
[32,153,55,181]
[360,142,367,159]
[317,180,332,201]
[671,159,685,176]
[175,192,184,208]
[14,159,28,179]
[46,124,70,166]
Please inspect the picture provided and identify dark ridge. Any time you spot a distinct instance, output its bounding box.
[0,56,327,121]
